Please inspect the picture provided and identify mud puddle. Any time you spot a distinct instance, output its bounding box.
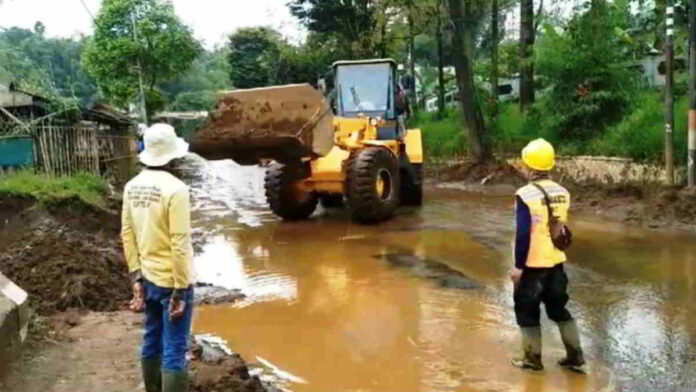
[186,158,696,392]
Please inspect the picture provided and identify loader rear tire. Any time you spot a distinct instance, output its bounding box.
[265,163,317,221]
[346,147,400,223]
[400,164,423,206]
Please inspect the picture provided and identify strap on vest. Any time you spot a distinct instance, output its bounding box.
[530,182,555,219]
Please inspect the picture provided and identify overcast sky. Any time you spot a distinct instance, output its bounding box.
[0,0,304,47]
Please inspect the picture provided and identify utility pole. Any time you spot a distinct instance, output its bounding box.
[665,2,675,186]
[436,0,445,118]
[131,7,148,124]
[491,0,499,126]
[689,0,696,186]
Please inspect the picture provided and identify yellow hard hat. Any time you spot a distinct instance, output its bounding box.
[522,138,555,171]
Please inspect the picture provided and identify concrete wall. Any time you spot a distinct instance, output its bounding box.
[0,272,29,375]
[508,156,672,185]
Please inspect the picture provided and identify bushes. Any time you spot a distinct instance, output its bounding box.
[588,92,688,163]
[418,89,689,166]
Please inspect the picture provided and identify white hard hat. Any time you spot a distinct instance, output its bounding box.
[138,123,189,167]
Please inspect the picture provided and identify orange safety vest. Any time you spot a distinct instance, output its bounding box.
[515,180,570,268]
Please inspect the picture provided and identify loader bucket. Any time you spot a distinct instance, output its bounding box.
[190,84,334,165]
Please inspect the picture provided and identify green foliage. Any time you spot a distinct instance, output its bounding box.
[587,92,688,163]
[82,0,202,110]
[227,27,283,89]
[410,109,468,157]
[0,171,108,207]
[160,47,231,111]
[535,2,638,140]
[0,27,97,105]
[227,28,340,89]
[288,0,378,58]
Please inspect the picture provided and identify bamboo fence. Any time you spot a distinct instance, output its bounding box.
[34,123,100,177]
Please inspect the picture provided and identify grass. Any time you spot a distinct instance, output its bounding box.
[411,109,469,158]
[0,170,108,208]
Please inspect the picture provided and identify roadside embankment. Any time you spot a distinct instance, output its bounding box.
[0,171,261,391]
[427,158,696,233]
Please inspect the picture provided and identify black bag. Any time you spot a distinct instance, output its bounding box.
[531,182,572,251]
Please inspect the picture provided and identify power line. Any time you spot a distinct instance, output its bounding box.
[77,0,97,25]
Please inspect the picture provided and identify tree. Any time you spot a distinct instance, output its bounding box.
[288,0,380,58]
[227,27,284,89]
[34,22,46,36]
[535,0,636,139]
[82,0,202,115]
[519,0,535,111]
[160,47,232,110]
[447,0,490,161]
[228,27,340,89]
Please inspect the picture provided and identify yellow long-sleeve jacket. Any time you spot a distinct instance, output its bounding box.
[121,169,193,289]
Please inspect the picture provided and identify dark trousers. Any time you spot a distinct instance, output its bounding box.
[514,264,573,327]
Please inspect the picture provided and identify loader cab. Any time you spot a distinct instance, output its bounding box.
[333,59,399,121]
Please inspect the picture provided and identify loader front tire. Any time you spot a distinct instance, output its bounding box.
[265,163,317,221]
[346,147,400,223]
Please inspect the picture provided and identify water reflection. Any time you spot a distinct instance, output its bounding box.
[195,234,297,306]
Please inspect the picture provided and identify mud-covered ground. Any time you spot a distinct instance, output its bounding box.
[428,160,696,233]
[0,195,130,315]
[0,195,266,392]
[0,311,268,392]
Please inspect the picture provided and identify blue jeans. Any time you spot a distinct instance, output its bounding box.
[141,280,194,372]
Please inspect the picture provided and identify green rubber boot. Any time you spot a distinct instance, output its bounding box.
[511,326,544,371]
[163,370,189,392]
[557,320,587,373]
[141,357,162,392]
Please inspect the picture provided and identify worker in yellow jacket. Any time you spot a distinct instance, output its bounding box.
[510,139,586,373]
[121,123,194,392]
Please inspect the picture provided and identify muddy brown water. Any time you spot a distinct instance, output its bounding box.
[185,157,696,392]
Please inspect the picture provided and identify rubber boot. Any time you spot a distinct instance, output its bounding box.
[557,320,587,373]
[163,370,189,392]
[511,326,544,371]
[141,357,162,392]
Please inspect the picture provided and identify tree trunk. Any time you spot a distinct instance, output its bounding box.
[519,0,535,112]
[408,9,418,113]
[447,0,489,161]
[379,6,388,58]
[491,0,499,125]
[437,0,446,118]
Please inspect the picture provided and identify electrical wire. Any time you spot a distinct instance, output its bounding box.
[77,0,97,25]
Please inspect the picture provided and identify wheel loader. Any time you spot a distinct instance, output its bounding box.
[190,58,423,224]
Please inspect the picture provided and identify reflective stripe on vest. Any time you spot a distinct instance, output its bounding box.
[516,180,570,268]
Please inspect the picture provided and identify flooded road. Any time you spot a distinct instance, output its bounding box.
[185,157,696,392]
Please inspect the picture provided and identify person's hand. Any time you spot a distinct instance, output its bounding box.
[129,281,145,312]
[168,295,185,321]
[510,267,523,286]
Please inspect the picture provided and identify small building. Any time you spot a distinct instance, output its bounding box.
[0,83,136,181]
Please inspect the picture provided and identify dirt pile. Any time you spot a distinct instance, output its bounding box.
[190,355,267,392]
[572,183,696,230]
[0,196,129,315]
